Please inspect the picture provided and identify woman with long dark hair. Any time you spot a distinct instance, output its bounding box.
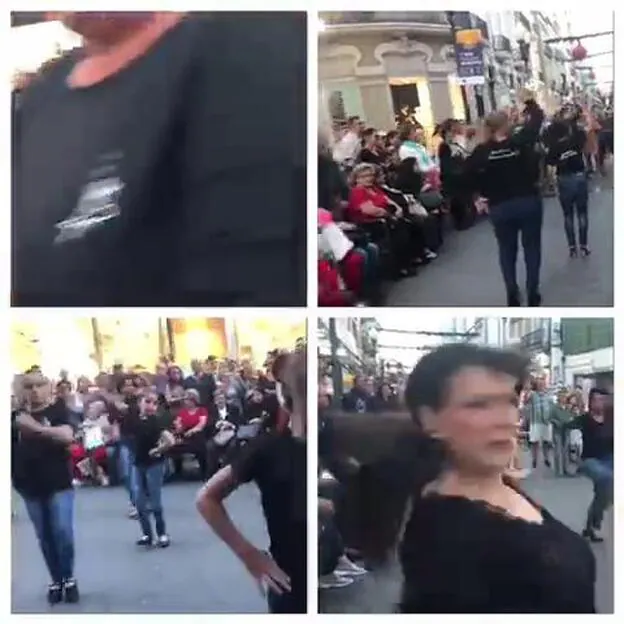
[348,344,596,613]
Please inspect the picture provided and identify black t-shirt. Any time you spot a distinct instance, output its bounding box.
[572,413,613,460]
[12,402,75,498]
[13,12,306,307]
[545,124,587,176]
[230,432,307,588]
[400,488,596,613]
[465,102,544,205]
[127,413,169,467]
[342,388,375,413]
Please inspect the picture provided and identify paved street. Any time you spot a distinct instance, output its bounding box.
[387,174,613,307]
[12,482,268,614]
[319,463,614,613]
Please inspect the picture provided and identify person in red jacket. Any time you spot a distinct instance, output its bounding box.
[171,389,210,480]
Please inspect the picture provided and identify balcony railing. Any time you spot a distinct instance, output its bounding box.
[493,35,512,53]
[320,11,450,26]
[520,328,549,352]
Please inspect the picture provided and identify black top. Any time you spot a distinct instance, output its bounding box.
[438,140,469,195]
[464,101,544,205]
[570,413,613,460]
[184,373,216,408]
[127,413,170,467]
[12,402,75,498]
[545,123,587,176]
[13,13,306,307]
[318,153,349,213]
[399,489,596,613]
[230,432,307,591]
[342,388,375,413]
[359,148,385,167]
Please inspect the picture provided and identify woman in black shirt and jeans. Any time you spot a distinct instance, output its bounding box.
[544,108,591,257]
[465,99,545,306]
[348,344,596,613]
[567,388,613,542]
[197,348,307,613]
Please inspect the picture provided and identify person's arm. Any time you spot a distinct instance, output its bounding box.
[512,100,545,147]
[15,409,74,445]
[195,437,291,594]
[149,428,176,457]
[186,408,209,435]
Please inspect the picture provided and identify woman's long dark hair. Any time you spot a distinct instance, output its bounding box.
[345,344,530,564]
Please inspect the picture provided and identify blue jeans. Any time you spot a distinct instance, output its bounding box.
[580,456,613,530]
[22,489,75,583]
[117,441,136,506]
[132,462,166,538]
[557,172,589,248]
[489,194,543,299]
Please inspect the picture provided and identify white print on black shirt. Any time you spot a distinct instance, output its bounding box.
[54,154,124,244]
[487,148,520,162]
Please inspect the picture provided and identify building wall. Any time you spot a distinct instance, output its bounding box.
[564,347,614,388]
[11,318,304,377]
[319,29,457,133]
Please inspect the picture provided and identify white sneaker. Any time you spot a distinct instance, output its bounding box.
[335,555,368,576]
[157,534,170,548]
[318,573,354,589]
[425,249,437,260]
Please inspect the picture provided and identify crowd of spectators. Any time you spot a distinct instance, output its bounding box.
[318,99,613,306]
[12,350,294,491]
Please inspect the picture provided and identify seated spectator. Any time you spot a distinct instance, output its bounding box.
[359,127,385,167]
[318,208,381,305]
[170,389,210,480]
[347,163,414,278]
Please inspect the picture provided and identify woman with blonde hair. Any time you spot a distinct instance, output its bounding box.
[464,96,545,306]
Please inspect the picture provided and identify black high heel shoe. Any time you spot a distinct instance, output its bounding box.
[580,246,591,257]
[569,246,578,258]
[582,528,604,543]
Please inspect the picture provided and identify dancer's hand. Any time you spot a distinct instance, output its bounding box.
[241,547,291,595]
[475,196,489,214]
[16,412,43,434]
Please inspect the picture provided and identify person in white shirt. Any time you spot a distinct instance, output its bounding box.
[332,116,363,166]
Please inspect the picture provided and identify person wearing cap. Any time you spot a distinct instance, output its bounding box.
[12,372,80,605]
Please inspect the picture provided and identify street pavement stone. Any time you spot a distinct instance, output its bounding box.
[386,176,613,307]
[12,482,268,614]
[319,462,613,613]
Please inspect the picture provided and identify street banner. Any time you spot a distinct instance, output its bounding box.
[453,28,485,86]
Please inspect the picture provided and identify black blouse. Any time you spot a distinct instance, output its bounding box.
[399,489,596,613]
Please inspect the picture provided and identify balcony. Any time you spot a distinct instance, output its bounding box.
[520,327,549,352]
[493,34,513,61]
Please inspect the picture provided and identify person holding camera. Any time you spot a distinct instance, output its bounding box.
[11,372,80,605]
[196,348,307,613]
